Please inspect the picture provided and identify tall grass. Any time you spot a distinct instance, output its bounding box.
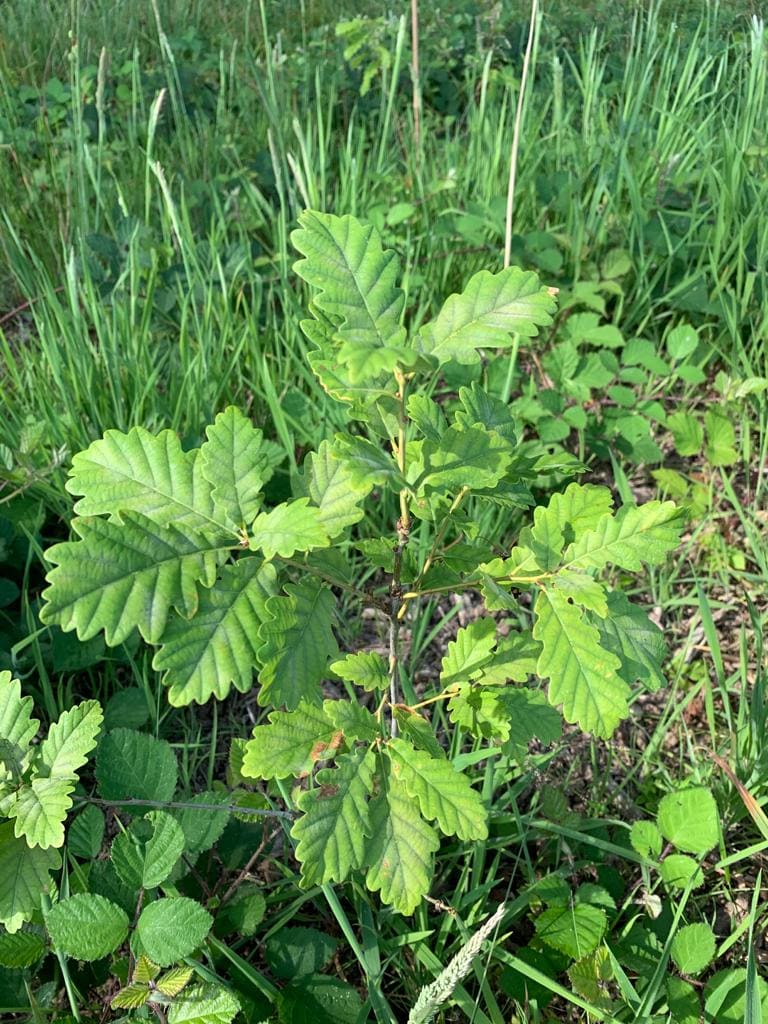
[0,1,766,480]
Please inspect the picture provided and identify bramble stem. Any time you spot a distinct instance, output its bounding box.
[78,796,294,820]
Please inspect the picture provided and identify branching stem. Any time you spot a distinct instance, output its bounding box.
[394,687,461,713]
[403,570,553,600]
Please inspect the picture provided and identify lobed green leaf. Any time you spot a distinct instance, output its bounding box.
[66,427,229,536]
[257,580,337,709]
[563,500,682,573]
[0,822,60,931]
[292,211,409,383]
[534,587,629,738]
[306,440,373,537]
[39,699,103,781]
[8,777,74,849]
[387,739,488,840]
[0,672,38,780]
[365,757,439,916]
[250,498,330,560]
[41,513,228,645]
[153,558,277,706]
[293,747,375,888]
[416,265,556,365]
[242,701,339,780]
[200,406,271,528]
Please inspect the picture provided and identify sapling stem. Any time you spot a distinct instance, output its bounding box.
[399,486,471,621]
[389,367,411,736]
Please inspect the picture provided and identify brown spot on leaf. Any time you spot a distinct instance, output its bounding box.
[310,731,343,763]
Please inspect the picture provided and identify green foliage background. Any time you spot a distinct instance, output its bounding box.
[1,0,767,1022]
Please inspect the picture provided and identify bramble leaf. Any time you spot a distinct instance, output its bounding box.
[112,811,185,889]
[137,897,212,967]
[671,923,716,976]
[140,813,185,888]
[200,406,271,528]
[213,883,265,937]
[257,580,337,709]
[46,893,128,961]
[563,501,681,572]
[705,408,738,466]
[96,729,177,803]
[668,411,703,458]
[266,926,337,979]
[365,757,438,915]
[156,965,195,997]
[66,427,229,535]
[657,788,719,855]
[292,211,409,382]
[293,747,374,887]
[111,984,151,1010]
[153,558,277,706]
[40,513,227,645]
[242,702,339,780]
[630,820,662,859]
[415,266,556,365]
[387,739,488,840]
[659,854,704,890]
[306,440,373,537]
[276,975,363,1024]
[535,903,607,959]
[534,587,629,738]
[172,791,230,859]
[167,983,240,1024]
[39,699,103,781]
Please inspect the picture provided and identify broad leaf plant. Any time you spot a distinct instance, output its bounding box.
[0,673,102,930]
[37,211,682,915]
